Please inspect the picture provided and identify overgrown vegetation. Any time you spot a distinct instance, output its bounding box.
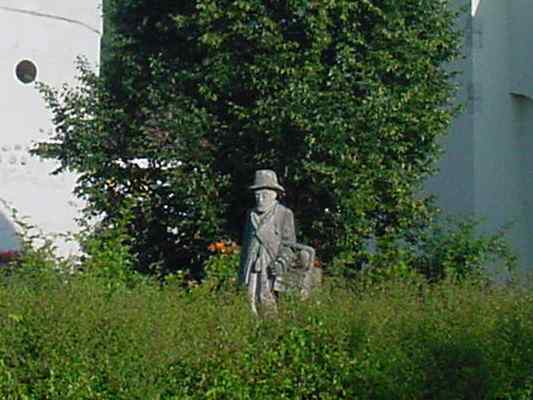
[0,199,522,398]
[1,261,532,399]
[4,2,527,397]
[35,0,463,276]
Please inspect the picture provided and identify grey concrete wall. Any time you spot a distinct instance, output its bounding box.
[471,0,533,270]
[429,0,533,269]
[509,0,533,99]
[511,95,533,270]
[0,1,101,256]
[471,1,514,224]
[509,0,533,267]
[425,0,475,216]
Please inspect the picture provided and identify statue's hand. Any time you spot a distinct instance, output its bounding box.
[252,262,262,273]
[269,260,283,277]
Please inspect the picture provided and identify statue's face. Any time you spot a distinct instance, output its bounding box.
[254,189,277,212]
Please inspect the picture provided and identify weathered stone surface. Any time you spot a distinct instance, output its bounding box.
[274,242,321,298]
[239,169,319,314]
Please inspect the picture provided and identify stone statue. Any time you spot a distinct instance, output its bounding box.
[239,170,320,314]
[273,242,320,299]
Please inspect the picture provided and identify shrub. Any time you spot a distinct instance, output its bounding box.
[202,240,241,292]
[1,266,533,399]
[409,216,517,281]
[35,0,462,275]
[76,205,149,289]
[352,215,517,283]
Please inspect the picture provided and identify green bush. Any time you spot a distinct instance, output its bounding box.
[1,267,533,399]
[35,0,462,275]
[76,205,150,289]
[359,215,517,283]
[201,241,241,292]
[409,216,517,281]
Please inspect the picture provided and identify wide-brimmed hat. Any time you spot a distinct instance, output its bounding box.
[249,169,285,192]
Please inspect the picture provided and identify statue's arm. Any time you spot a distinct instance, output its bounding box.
[271,208,297,277]
[282,208,296,243]
[238,212,252,283]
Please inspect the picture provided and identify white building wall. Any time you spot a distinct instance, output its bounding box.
[0,2,101,254]
[426,0,475,216]
[472,0,532,270]
[509,0,533,266]
[509,0,533,100]
[430,0,533,270]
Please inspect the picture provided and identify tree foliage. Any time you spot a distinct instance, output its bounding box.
[36,0,461,275]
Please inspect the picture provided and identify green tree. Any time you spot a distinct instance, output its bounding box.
[36,0,461,276]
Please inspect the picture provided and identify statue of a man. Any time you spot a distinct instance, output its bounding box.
[239,170,296,314]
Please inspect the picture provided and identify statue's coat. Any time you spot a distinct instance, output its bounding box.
[239,202,296,312]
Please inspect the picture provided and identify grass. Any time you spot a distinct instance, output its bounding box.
[0,267,532,399]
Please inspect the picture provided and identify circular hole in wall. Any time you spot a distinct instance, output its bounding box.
[15,60,38,84]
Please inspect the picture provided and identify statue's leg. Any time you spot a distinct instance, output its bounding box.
[257,274,277,317]
[247,273,259,315]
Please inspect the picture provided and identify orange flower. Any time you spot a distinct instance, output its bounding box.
[313,259,321,268]
[208,241,227,253]
[208,240,240,255]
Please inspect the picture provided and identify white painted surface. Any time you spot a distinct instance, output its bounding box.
[426,0,475,216]
[509,0,533,100]
[0,1,101,255]
[429,0,533,270]
[472,0,481,16]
